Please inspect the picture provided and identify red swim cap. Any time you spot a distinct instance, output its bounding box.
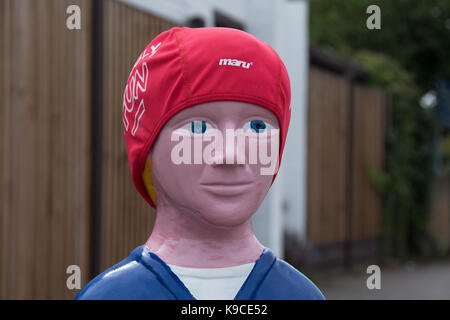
[123,27,291,208]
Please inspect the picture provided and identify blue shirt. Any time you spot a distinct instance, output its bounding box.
[75,246,325,300]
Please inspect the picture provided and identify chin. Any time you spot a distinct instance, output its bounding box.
[194,201,259,227]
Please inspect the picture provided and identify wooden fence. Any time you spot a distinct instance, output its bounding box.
[1,0,93,300]
[0,0,175,299]
[429,176,450,253]
[307,66,387,265]
[307,68,349,244]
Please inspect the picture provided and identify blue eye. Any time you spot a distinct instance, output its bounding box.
[243,120,273,133]
[180,120,211,134]
[251,120,266,132]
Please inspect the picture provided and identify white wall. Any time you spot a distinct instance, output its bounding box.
[246,0,309,258]
[118,0,309,258]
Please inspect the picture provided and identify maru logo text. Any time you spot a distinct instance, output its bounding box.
[219,58,253,69]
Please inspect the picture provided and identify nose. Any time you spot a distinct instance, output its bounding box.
[210,128,245,166]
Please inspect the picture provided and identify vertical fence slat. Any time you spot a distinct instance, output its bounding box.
[1,0,13,299]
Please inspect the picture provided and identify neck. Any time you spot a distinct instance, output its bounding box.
[144,202,264,268]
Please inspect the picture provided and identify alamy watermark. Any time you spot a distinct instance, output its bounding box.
[366,264,381,290]
[66,5,81,30]
[66,265,81,290]
[170,128,280,175]
[366,5,381,30]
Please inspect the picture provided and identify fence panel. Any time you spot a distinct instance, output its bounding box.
[307,67,386,249]
[429,177,450,252]
[307,67,349,244]
[0,0,92,299]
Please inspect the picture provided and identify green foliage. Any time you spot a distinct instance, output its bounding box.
[310,0,450,91]
[356,51,438,261]
[351,51,416,97]
[309,1,443,261]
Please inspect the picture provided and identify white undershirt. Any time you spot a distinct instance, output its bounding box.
[167,262,255,300]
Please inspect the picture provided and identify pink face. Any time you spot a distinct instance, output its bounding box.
[149,101,279,227]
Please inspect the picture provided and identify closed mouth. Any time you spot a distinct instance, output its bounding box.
[200,181,253,187]
[200,181,253,196]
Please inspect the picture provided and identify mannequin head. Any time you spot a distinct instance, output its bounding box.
[145,100,279,227]
[122,27,291,214]
[122,27,291,266]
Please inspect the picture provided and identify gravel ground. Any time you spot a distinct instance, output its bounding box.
[311,259,450,300]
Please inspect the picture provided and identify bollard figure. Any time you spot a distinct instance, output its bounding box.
[76,27,324,300]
